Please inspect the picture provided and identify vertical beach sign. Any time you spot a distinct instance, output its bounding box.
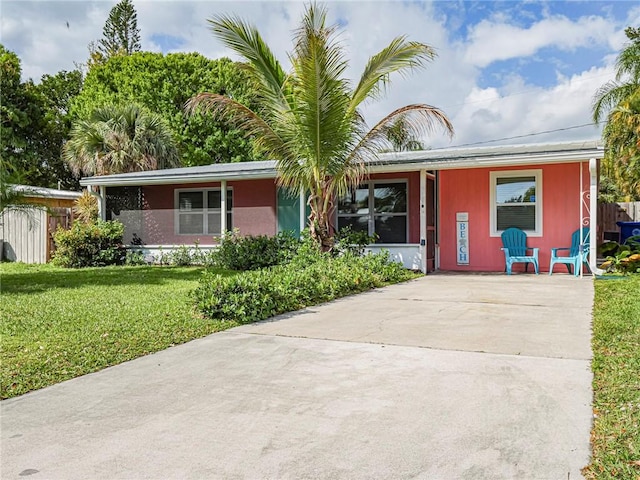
[456,212,469,265]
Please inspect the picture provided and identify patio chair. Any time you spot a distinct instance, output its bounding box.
[549,227,591,276]
[501,227,539,275]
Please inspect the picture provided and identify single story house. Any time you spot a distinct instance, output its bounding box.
[80,140,604,274]
[1,185,81,263]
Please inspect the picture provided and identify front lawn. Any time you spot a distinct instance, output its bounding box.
[583,275,640,479]
[0,263,236,399]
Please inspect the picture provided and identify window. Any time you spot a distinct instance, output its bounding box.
[337,181,408,243]
[176,188,232,235]
[490,170,542,237]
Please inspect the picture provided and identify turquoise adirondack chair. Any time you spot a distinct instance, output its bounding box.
[501,227,539,275]
[549,227,591,276]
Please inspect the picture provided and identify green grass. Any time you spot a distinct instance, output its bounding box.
[0,263,237,399]
[583,275,640,479]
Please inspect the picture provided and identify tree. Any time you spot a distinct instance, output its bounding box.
[602,90,640,200]
[71,52,260,166]
[24,70,84,189]
[593,26,640,201]
[93,0,141,64]
[188,4,453,248]
[1,45,35,171]
[63,104,180,176]
[1,45,83,190]
[593,27,640,123]
[384,114,426,152]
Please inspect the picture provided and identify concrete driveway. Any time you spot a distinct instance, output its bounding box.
[1,274,593,479]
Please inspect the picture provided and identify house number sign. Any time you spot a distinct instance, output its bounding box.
[456,212,469,265]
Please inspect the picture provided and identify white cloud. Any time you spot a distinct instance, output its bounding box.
[1,0,627,150]
[447,65,614,148]
[464,14,615,68]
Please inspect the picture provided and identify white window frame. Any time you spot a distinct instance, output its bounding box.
[336,179,409,244]
[174,187,233,236]
[490,169,542,237]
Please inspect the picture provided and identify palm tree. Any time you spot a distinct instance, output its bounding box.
[63,103,180,176]
[384,114,426,152]
[593,26,640,201]
[0,161,42,214]
[187,3,453,248]
[593,27,640,123]
[602,90,640,200]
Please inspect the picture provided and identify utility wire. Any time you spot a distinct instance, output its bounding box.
[442,121,605,149]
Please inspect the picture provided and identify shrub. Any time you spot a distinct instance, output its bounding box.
[210,230,300,271]
[125,250,147,266]
[332,226,377,256]
[52,220,125,268]
[193,251,416,322]
[170,244,195,266]
[73,190,98,224]
[600,236,640,274]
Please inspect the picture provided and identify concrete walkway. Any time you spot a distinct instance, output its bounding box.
[1,274,593,479]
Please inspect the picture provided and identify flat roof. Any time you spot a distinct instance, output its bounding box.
[80,140,604,187]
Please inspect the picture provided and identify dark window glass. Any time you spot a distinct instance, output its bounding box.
[375,215,407,243]
[179,192,203,211]
[337,187,368,214]
[207,190,233,210]
[374,183,407,213]
[496,205,536,231]
[337,216,369,233]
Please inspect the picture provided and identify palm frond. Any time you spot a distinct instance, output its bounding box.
[208,14,288,110]
[64,104,179,176]
[187,92,291,161]
[349,104,453,163]
[350,37,436,113]
[592,81,639,123]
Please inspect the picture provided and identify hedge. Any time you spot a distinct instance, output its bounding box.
[193,251,417,323]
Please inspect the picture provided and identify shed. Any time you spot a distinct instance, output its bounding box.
[1,185,81,263]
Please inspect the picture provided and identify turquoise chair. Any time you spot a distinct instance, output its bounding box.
[501,227,539,275]
[549,227,591,276]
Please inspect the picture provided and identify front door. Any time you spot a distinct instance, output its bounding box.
[426,175,436,272]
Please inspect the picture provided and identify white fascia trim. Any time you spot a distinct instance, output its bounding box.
[80,170,277,187]
[369,149,604,174]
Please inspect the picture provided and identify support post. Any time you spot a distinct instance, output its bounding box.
[99,186,106,220]
[220,180,227,236]
[589,158,602,275]
[420,169,427,274]
[299,188,306,234]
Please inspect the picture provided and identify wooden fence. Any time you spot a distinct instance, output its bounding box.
[598,202,640,242]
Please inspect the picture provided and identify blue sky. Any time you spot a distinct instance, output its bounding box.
[2,0,639,148]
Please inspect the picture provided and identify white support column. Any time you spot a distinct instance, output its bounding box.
[220,180,227,235]
[419,169,427,274]
[99,186,106,220]
[299,187,306,233]
[589,158,602,275]
[580,161,584,278]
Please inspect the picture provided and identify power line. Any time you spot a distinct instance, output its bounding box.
[444,122,605,149]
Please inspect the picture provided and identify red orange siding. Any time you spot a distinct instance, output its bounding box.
[439,162,590,272]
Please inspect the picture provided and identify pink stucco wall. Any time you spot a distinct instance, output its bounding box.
[228,179,277,237]
[438,162,591,272]
[138,180,276,245]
